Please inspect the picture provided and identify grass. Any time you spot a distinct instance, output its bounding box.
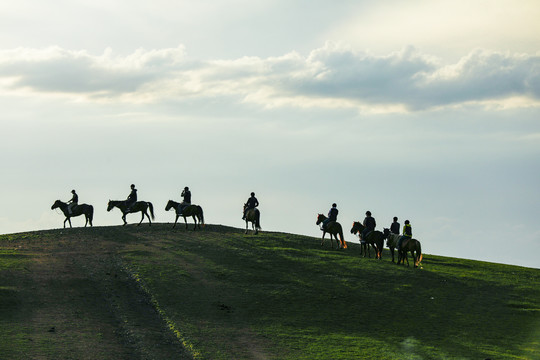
[0,224,538,359]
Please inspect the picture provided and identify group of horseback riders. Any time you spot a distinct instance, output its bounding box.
[321,203,414,251]
[60,189,413,251]
[61,185,258,220]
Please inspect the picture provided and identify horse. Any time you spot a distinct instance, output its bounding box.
[350,222,372,257]
[316,214,347,249]
[165,200,205,230]
[383,228,400,263]
[384,228,422,267]
[243,204,261,235]
[107,200,155,226]
[350,221,385,259]
[51,200,94,228]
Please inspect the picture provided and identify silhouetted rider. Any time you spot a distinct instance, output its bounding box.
[67,189,78,215]
[390,216,400,235]
[242,192,259,220]
[322,203,338,231]
[125,184,137,212]
[397,220,412,250]
[361,211,376,242]
[179,186,191,215]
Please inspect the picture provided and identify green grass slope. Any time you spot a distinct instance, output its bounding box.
[0,224,538,359]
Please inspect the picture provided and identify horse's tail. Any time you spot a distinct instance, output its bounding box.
[339,228,347,249]
[255,209,261,230]
[415,241,423,267]
[88,205,94,225]
[148,202,155,220]
[199,206,205,227]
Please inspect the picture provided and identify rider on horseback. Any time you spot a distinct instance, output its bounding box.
[125,184,137,213]
[322,203,338,231]
[67,190,78,215]
[397,220,412,250]
[178,186,191,215]
[361,211,376,242]
[390,216,400,235]
[242,192,259,220]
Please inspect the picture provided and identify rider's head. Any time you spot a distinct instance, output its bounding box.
[405,220,410,225]
[332,203,337,208]
[71,189,76,194]
[185,186,189,190]
[393,216,398,221]
[251,192,255,197]
[366,211,371,216]
[131,184,135,189]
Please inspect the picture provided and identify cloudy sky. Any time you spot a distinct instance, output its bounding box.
[0,0,539,268]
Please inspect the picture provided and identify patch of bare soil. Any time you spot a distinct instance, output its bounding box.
[2,231,192,359]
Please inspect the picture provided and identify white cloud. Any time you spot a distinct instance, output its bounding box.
[0,44,539,112]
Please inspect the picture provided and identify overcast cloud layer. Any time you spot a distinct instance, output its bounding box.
[0,1,539,269]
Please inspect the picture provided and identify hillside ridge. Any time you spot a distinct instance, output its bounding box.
[1,224,539,359]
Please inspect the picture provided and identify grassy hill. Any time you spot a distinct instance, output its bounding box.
[0,224,538,359]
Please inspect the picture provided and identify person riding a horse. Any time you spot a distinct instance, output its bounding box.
[242,192,259,220]
[67,189,78,215]
[125,184,137,212]
[178,186,191,215]
[361,211,376,242]
[322,203,338,231]
[397,219,412,250]
[390,216,400,235]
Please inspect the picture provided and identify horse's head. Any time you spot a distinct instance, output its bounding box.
[350,221,363,234]
[316,213,325,225]
[383,228,391,244]
[51,200,62,210]
[107,200,114,212]
[165,200,173,211]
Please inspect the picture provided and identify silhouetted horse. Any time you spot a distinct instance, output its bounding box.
[243,204,261,235]
[384,228,422,267]
[51,200,94,228]
[316,214,347,249]
[384,228,400,263]
[350,221,385,259]
[165,200,205,230]
[107,200,155,226]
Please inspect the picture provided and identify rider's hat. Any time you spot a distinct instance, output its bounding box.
[71,189,76,193]
[131,184,135,188]
[251,192,255,196]
[366,211,371,216]
[332,203,337,207]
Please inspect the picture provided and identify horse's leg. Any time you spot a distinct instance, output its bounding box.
[390,247,395,263]
[173,215,179,229]
[320,232,326,246]
[63,217,69,228]
[184,216,188,230]
[137,211,145,226]
[245,220,249,234]
[122,212,127,226]
[192,216,197,230]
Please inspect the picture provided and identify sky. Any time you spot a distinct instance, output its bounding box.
[0,0,539,268]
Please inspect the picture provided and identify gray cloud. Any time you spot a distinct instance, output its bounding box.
[0,44,538,110]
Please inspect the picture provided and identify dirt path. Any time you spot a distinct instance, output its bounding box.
[0,230,192,359]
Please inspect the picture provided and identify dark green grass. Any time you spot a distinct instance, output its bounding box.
[0,224,539,359]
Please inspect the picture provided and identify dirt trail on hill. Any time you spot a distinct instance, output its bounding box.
[0,230,192,360]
